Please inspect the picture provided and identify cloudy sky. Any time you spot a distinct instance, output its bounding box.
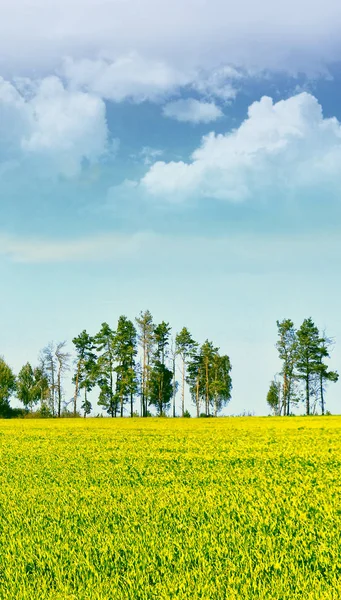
[1,0,341,415]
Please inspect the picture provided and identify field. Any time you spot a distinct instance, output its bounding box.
[0,417,341,599]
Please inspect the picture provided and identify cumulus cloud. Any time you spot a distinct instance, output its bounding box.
[141,92,341,202]
[0,76,108,177]
[0,0,341,76]
[162,99,223,124]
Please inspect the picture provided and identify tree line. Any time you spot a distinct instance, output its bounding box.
[267,318,338,416]
[0,310,232,418]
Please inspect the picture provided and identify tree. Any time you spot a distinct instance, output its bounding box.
[169,339,178,417]
[186,350,203,417]
[41,342,57,416]
[17,362,47,412]
[95,323,116,417]
[187,342,232,417]
[0,357,16,417]
[33,366,49,409]
[175,327,197,417]
[135,310,154,417]
[316,334,338,415]
[114,316,138,417]
[296,318,321,416]
[201,340,219,416]
[267,379,281,415]
[276,319,298,416]
[149,321,173,415]
[72,330,96,417]
[211,353,232,416]
[55,342,71,418]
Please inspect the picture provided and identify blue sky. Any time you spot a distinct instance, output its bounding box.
[1,0,341,415]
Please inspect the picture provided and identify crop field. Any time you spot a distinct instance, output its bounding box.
[0,417,341,599]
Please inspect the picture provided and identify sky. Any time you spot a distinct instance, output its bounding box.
[1,0,341,415]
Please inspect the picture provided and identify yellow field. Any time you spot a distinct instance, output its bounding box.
[0,417,340,599]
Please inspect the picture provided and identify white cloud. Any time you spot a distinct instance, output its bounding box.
[0,0,341,77]
[62,55,192,103]
[162,99,223,124]
[141,92,341,202]
[192,66,242,101]
[0,76,108,177]
[62,55,241,104]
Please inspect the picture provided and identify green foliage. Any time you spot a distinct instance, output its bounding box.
[149,321,173,416]
[17,363,48,411]
[0,357,16,417]
[135,310,154,417]
[187,341,232,417]
[296,318,323,416]
[267,379,281,415]
[73,329,97,417]
[274,317,338,416]
[114,316,138,417]
[95,323,116,417]
[276,319,298,415]
[176,327,197,417]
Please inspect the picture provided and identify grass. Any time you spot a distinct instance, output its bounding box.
[0,416,340,599]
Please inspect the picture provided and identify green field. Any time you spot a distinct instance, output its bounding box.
[0,417,340,599]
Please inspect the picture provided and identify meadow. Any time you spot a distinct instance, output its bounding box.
[0,417,340,599]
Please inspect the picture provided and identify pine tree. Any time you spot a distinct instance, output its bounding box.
[186,350,202,417]
[135,310,154,417]
[95,323,116,417]
[114,316,138,417]
[73,330,97,417]
[316,334,338,415]
[296,318,321,416]
[149,322,173,416]
[175,327,197,417]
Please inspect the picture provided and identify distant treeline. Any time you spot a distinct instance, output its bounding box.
[0,310,232,418]
[1,314,337,419]
[267,318,338,416]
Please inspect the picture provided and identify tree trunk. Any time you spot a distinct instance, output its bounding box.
[57,369,62,418]
[130,391,134,417]
[205,359,209,416]
[320,371,324,415]
[196,374,200,417]
[283,372,287,417]
[142,342,147,417]
[73,364,80,417]
[182,357,185,417]
[173,355,176,418]
[306,374,310,416]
